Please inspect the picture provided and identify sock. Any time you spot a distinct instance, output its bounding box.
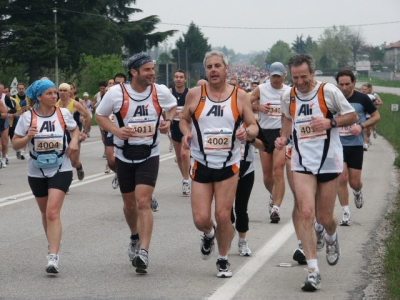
[130,233,139,241]
[314,221,324,232]
[239,237,246,243]
[76,164,83,170]
[205,227,215,239]
[342,205,350,212]
[306,259,319,273]
[353,189,361,195]
[183,179,189,184]
[272,205,280,211]
[218,255,228,260]
[325,231,337,244]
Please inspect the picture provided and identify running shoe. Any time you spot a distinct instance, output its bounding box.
[216,259,232,278]
[105,164,110,174]
[326,235,340,266]
[128,239,140,261]
[132,251,148,274]
[182,181,191,196]
[87,132,90,138]
[368,138,372,146]
[150,195,159,212]
[20,151,26,160]
[354,190,364,209]
[169,142,173,152]
[112,174,119,189]
[5,157,9,165]
[16,151,21,160]
[269,195,273,214]
[270,206,280,223]
[316,228,326,252]
[2,158,7,168]
[200,226,216,260]
[339,211,351,226]
[46,254,59,274]
[373,131,377,139]
[363,144,368,151]
[76,165,85,181]
[102,151,106,158]
[293,248,307,265]
[301,270,321,291]
[0,159,3,169]
[238,239,252,256]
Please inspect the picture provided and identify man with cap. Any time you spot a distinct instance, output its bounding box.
[95,52,177,274]
[250,62,290,223]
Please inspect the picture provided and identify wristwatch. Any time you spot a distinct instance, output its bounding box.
[249,137,256,143]
[330,118,337,128]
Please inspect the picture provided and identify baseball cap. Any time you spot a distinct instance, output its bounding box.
[269,62,286,76]
[83,92,89,97]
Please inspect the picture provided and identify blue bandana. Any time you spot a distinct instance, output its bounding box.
[26,79,56,107]
[128,52,152,70]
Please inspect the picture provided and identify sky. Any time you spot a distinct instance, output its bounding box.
[132,0,400,54]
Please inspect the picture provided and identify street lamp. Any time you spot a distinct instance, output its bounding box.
[53,4,58,87]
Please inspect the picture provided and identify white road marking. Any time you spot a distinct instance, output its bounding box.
[207,221,295,300]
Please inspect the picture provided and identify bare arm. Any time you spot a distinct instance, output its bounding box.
[73,101,91,132]
[275,116,292,150]
[236,90,258,142]
[250,86,260,113]
[179,87,200,149]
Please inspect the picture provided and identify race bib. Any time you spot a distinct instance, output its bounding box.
[128,115,157,139]
[34,133,63,152]
[267,103,281,117]
[296,115,327,142]
[203,128,232,154]
[174,106,183,121]
[339,124,357,136]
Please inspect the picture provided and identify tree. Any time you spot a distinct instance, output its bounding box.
[157,52,172,64]
[318,26,352,69]
[78,54,125,95]
[171,22,211,68]
[266,40,292,65]
[346,29,366,67]
[0,0,176,83]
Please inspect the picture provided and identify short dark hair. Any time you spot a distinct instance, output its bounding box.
[175,69,186,78]
[114,73,127,81]
[251,81,259,86]
[99,81,107,87]
[335,69,355,83]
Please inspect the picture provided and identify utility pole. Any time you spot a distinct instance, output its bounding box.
[53,2,59,87]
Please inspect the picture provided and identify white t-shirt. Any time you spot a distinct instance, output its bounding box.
[14,108,77,177]
[96,83,177,163]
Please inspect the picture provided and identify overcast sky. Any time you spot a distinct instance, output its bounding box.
[132,0,400,54]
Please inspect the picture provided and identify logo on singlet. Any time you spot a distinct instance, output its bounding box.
[133,104,149,116]
[206,105,226,117]
[39,121,56,132]
[298,104,313,116]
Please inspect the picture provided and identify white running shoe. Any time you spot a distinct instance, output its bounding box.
[128,239,140,261]
[46,254,59,274]
[363,144,368,151]
[2,158,7,168]
[132,251,148,274]
[326,235,340,265]
[339,210,351,226]
[373,131,377,139]
[16,151,21,160]
[216,259,232,278]
[112,174,119,189]
[354,190,364,209]
[301,269,321,291]
[270,206,280,223]
[150,195,159,212]
[169,142,173,152]
[182,181,191,196]
[316,228,326,251]
[105,164,110,174]
[238,239,252,256]
[268,195,273,214]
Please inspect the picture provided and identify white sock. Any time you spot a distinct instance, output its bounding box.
[205,227,215,238]
[306,259,319,273]
[218,255,228,260]
[314,221,324,232]
[272,205,280,211]
[183,179,189,184]
[354,190,361,195]
[342,205,350,212]
[325,231,337,244]
[239,237,246,243]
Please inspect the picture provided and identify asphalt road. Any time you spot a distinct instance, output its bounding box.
[0,122,397,300]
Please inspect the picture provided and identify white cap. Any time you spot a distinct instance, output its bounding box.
[83,92,89,97]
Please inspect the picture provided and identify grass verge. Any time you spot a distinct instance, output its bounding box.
[377,93,400,299]
[358,76,400,88]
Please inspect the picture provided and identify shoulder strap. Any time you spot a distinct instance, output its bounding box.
[289,86,296,118]
[115,83,130,129]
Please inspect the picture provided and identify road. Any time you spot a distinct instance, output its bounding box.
[0,124,397,299]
